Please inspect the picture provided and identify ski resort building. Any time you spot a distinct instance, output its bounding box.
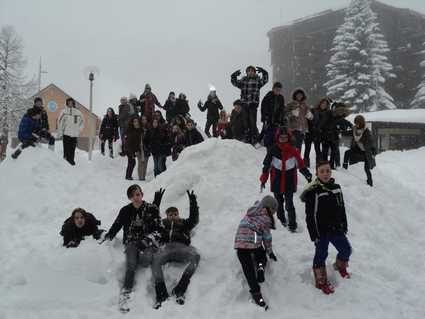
[267,1,425,108]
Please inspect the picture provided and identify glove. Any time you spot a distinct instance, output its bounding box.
[187,190,197,203]
[232,70,241,77]
[269,251,277,262]
[300,168,312,183]
[153,188,166,208]
[256,66,266,73]
[259,172,269,185]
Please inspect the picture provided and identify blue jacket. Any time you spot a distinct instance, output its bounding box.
[18,115,40,141]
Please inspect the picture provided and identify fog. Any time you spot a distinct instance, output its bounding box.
[0,0,424,121]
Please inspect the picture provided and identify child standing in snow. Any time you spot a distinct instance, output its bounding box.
[300,160,352,295]
[260,127,312,231]
[234,195,278,310]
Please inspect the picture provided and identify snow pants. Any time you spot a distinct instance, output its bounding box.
[274,191,296,230]
[236,248,267,293]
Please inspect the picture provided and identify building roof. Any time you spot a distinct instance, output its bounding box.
[33,83,99,119]
[347,109,425,124]
[267,1,425,37]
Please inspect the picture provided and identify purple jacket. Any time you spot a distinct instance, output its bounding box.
[234,201,273,252]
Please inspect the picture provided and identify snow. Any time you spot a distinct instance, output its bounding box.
[347,109,425,124]
[1,140,425,318]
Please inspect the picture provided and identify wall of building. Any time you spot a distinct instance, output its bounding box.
[268,1,425,108]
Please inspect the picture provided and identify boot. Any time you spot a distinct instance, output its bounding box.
[313,267,334,295]
[333,258,350,278]
[343,163,348,170]
[367,178,373,187]
[172,274,191,298]
[109,148,114,158]
[11,149,22,159]
[251,291,267,308]
[154,281,169,309]
[256,263,265,283]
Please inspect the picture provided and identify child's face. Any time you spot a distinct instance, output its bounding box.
[316,164,332,183]
[166,210,180,222]
[74,212,86,228]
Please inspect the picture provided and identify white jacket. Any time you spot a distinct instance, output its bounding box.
[57,106,85,138]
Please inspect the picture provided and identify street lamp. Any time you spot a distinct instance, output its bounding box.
[84,66,99,161]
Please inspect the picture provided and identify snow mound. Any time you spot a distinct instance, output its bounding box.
[0,140,424,318]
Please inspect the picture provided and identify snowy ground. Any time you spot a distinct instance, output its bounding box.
[0,140,424,319]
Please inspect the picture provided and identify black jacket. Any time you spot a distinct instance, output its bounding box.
[39,109,49,131]
[125,127,142,155]
[185,129,204,147]
[163,99,177,122]
[198,96,223,121]
[100,115,119,140]
[175,98,190,117]
[300,178,348,241]
[161,197,199,246]
[105,202,162,247]
[145,126,172,156]
[229,110,244,141]
[260,91,286,126]
[349,128,376,169]
[60,212,102,248]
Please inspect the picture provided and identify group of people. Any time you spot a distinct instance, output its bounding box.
[60,185,200,311]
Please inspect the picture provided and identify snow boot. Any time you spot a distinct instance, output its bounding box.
[251,291,268,310]
[118,288,131,313]
[256,263,265,283]
[367,178,373,187]
[154,282,169,309]
[343,163,348,170]
[172,274,191,305]
[333,258,351,278]
[313,267,334,295]
[11,149,22,159]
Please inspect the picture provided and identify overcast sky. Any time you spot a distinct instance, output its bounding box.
[1,0,424,122]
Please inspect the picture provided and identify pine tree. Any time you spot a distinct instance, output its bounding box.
[411,42,425,109]
[325,0,396,112]
[0,25,35,138]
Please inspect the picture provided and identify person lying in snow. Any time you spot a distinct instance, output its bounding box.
[100,185,165,313]
[234,195,278,310]
[151,190,200,309]
[300,160,352,295]
[60,208,104,248]
[11,107,55,159]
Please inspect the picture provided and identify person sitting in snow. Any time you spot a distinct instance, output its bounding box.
[300,160,352,295]
[60,208,104,248]
[11,107,55,159]
[184,120,204,147]
[197,89,223,138]
[234,195,278,310]
[343,114,376,186]
[260,127,312,232]
[151,190,200,309]
[101,185,165,313]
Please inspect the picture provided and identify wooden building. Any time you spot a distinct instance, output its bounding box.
[267,1,425,108]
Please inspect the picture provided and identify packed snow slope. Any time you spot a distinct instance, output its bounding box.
[0,140,424,319]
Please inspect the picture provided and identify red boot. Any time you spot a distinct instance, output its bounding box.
[333,258,351,278]
[313,267,335,295]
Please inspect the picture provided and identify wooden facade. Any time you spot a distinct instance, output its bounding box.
[267,1,425,108]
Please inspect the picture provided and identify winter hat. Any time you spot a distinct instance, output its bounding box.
[292,88,307,102]
[261,195,278,213]
[34,97,43,104]
[27,107,42,117]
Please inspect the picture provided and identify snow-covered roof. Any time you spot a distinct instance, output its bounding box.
[347,109,425,124]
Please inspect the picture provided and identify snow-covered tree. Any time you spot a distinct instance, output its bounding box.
[411,43,425,109]
[0,25,35,138]
[325,0,396,112]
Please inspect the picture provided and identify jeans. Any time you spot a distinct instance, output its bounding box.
[274,191,296,230]
[242,103,259,143]
[236,248,267,293]
[100,137,113,155]
[293,130,304,151]
[151,242,200,284]
[153,155,167,177]
[304,132,321,166]
[313,234,352,268]
[323,141,339,168]
[123,242,157,290]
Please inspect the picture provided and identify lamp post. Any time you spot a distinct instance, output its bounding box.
[88,72,94,161]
